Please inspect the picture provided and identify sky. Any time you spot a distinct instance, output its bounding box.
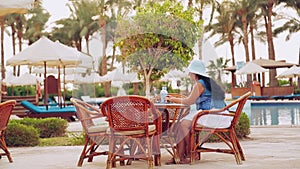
[4,0,300,78]
[41,0,299,65]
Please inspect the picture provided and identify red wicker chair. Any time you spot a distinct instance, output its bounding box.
[190,92,251,164]
[0,100,16,163]
[70,98,109,167]
[101,95,162,169]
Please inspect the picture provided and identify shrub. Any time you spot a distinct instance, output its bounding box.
[33,118,68,138]
[69,132,86,145]
[9,117,68,138]
[236,112,251,138]
[5,122,39,147]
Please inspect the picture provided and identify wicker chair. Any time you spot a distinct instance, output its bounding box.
[0,100,16,163]
[190,92,251,164]
[101,95,162,169]
[70,98,109,167]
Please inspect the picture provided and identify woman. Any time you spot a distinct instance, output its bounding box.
[165,59,229,164]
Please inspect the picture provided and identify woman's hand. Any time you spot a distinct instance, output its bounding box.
[165,95,173,103]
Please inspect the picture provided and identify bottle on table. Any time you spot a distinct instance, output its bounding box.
[160,86,168,103]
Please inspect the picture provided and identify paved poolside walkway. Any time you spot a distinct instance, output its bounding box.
[1,122,300,169]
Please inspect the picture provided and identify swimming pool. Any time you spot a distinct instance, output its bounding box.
[249,100,300,126]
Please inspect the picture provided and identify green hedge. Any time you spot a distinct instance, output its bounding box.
[5,122,39,147]
[5,118,68,147]
[10,117,68,138]
[236,112,251,138]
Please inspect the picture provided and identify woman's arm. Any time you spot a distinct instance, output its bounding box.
[167,82,204,105]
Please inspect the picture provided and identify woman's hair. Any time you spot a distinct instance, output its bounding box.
[196,74,225,100]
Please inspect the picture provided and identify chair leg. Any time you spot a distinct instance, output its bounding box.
[77,136,90,166]
[235,135,245,161]
[146,138,154,169]
[87,142,97,162]
[154,154,161,166]
[153,136,161,166]
[106,152,113,169]
[0,136,13,163]
[230,132,242,165]
[190,131,197,164]
[106,136,115,169]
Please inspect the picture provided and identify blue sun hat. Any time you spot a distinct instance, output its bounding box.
[187,59,209,77]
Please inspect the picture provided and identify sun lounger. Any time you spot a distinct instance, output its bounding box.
[271,94,300,100]
[234,95,270,101]
[248,95,270,100]
[20,100,77,121]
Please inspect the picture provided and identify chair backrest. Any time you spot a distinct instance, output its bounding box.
[54,96,64,104]
[71,98,105,133]
[225,92,251,128]
[101,95,159,133]
[0,100,17,131]
[81,96,91,102]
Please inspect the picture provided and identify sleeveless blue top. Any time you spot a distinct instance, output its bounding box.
[195,79,226,110]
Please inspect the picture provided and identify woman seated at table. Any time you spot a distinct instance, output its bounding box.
[165,59,230,164]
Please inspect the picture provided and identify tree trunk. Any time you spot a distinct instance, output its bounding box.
[250,23,257,81]
[198,25,204,60]
[0,16,5,79]
[17,22,23,76]
[11,26,17,76]
[250,23,256,61]
[100,15,110,97]
[242,16,252,86]
[266,0,277,87]
[229,34,236,88]
[145,73,151,98]
[229,35,235,66]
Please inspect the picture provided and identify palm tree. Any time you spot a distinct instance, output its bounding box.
[68,0,100,54]
[104,0,133,71]
[274,0,300,87]
[232,0,260,64]
[256,0,299,87]
[257,0,278,87]
[94,0,140,97]
[23,1,50,45]
[207,57,231,84]
[232,0,263,84]
[274,1,300,41]
[4,13,28,76]
[206,1,237,66]
[187,0,217,60]
[4,14,18,76]
[51,18,83,50]
[15,14,26,76]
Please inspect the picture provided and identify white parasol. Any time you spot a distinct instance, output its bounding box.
[0,0,35,16]
[6,36,90,67]
[276,65,300,78]
[102,68,141,84]
[235,62,268,75]
[6,36,92,107]
[5,73,42,86]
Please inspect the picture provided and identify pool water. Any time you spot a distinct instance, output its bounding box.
[226,100,300,126]
[249,101,300,126]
